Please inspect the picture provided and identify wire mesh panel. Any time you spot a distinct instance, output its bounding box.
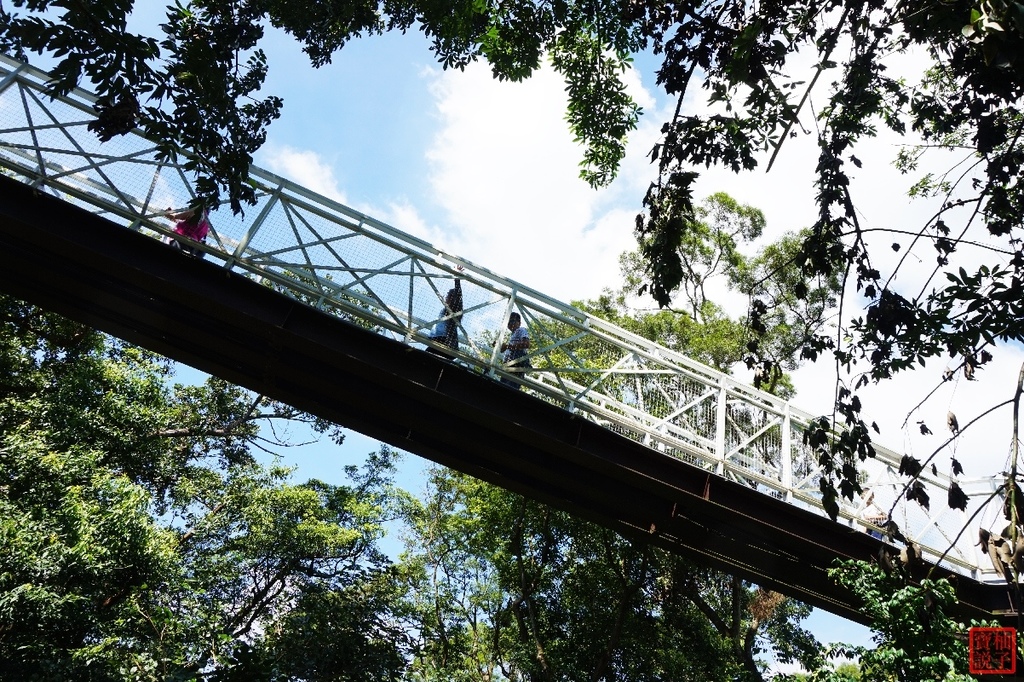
[0,53,1009,582]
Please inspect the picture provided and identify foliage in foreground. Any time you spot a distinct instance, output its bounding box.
[0,295,828,682]
[0,294,410,680]
[786,559,992,682]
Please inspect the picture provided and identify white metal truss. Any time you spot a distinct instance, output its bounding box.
[0,53,1008,583]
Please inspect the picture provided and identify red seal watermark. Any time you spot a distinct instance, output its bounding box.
[969,627,1017,675]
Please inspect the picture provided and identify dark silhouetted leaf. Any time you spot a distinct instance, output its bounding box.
[948,481,968,511]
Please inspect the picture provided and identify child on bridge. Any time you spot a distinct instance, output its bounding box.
[164,206,211,258]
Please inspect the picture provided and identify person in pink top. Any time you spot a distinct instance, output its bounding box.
[164,206,211,258]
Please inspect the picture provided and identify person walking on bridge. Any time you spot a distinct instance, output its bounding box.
[164,205,211,258]
[500,312,531,390]
[427,269,463,359]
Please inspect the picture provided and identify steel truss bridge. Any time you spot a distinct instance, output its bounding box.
[0,54,1018,625]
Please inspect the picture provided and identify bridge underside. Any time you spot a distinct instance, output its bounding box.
[0,175,1016,626]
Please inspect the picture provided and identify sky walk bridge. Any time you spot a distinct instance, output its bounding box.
[0,53,1018,626]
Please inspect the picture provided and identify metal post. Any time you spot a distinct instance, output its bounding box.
[715,376,727,476]
[226,186,281,271]
[781,404,793,502]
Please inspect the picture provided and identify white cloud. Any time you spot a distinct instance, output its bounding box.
[260,143,348,204]
[734,127,1018,485]
[790,338,1024,481]
[420,60,664,302]
[376,199,438,243]
[257,60,662,303]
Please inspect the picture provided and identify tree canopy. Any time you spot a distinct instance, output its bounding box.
[399,456,822,682]
[0,252,988,678]
[0,293,834,681]
[2,0,1024,674]
[0,294,411,680]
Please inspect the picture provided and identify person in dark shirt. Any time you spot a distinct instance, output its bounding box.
[500,312,530,389]
[427,270,463,358]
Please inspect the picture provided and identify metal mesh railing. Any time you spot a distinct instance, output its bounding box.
[0,53,1006,581]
